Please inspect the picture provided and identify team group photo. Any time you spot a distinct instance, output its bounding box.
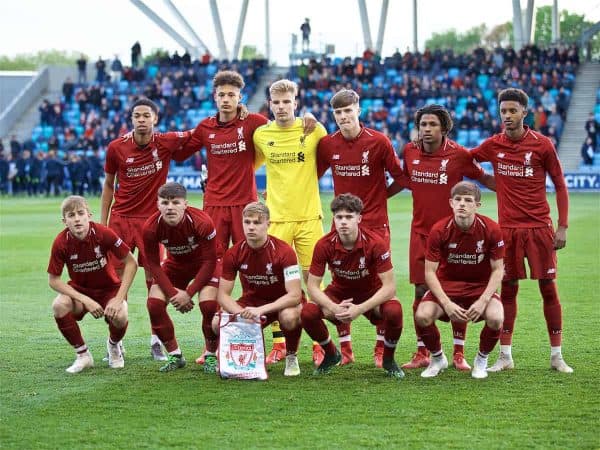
[1,0,598,448]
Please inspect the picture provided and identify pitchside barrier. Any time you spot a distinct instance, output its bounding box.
[165,169,600,193]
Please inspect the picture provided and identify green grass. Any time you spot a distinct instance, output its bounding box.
[1,193,599,449]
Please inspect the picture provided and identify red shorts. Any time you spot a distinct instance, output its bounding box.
[422,290,500,322]
[502,227,557,280]
[108,214,147,267]
[204,205,246,259]
[409,229,428,285]
[68,282,120,321]
[159,258,222,291]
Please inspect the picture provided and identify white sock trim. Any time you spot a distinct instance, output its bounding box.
[339,335,352,343]
[453,338,465,346]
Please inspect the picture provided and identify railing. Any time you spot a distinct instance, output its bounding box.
[0,67,49,139]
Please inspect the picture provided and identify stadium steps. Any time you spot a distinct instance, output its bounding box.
[7,88,61,143]
[246,66,289,112]
[559,61,600,171]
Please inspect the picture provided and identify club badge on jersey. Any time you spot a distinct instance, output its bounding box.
[218,313,267,380]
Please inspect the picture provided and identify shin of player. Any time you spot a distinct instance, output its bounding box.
[302,194,404,379]
[49,196,137,373]
[142,183,218,372]
[213,202,304,377]
[415,182,504,379]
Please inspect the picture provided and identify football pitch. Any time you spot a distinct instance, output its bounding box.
[0,192,598,449]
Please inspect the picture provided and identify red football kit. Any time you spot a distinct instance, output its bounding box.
[48,222,130,303]
[142,207,217,298]
[402,138,485,284]
[177,113,269,257]
[472,126,568,280]
[424,214,505,303]
[104,131,193,265]
[310,227,393,303]
[318,127,404,234]
[221,235,302,326]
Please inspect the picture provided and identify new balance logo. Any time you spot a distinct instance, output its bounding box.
[332,154,340,160]
[497,153,505,158]
[209,133,216,139]
[412,159,420,164]
[332,260,341,266]
[70,254,78,260]
[547,268,556,274]
[126,157,134,163]
[449,243,457,249]
[240,264,248,270]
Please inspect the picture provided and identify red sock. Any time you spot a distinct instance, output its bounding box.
[336,322,351,338]
[301,303,335,354]
[380,300,403,360]
[412,297,427,353]
[452,321,467,354]
[147,297,178,353]
[420,323,442,354]
[479,325,501,354]
[109,321,128,343]
[500,282,519,345]
[539,281,563,346]
[55,312,85,349]
[281,324,302,354]
[199,300,219,352]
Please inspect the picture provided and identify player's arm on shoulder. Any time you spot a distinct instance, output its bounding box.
[48,274,104,318]
[100,172,116,225]
[173,127,203,162]
[301,111,317,135]
[478,173,496,191]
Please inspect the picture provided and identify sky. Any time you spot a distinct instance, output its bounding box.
[0,0,598,66]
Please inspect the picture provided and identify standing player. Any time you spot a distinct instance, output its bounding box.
[416,182,504,379]
[253,79,328,365]
[214,202,304,377]
[174,71,267,364]
[177,71,316,364]
[302,194,404,378]
[142,182,218,372]
[388,104,495,371]
[471,88,572,373]
[317,88,405,367]
[100,97,195,361]
[48,196,137,373]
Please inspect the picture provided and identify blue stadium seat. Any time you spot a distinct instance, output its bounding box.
[468,129,481,146]
[477,74,489,90]
[448,68,460,79]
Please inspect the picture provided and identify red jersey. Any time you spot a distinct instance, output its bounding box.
[104,131,192,218]
[471,127,568,228]
[142,207,217,298]
[426,214,505,297]
[403,138,484,235]
[221,235,300,304]
[47,222,130,290]
[318,127,404,228]
[178,113,268,207]
[310,227,393,297]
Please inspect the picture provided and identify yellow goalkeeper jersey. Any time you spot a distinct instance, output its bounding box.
[254,118,327,222]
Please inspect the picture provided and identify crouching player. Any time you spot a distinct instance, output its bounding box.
[301,194,404,378]
[48,196,137,373]
[213,202,303,377]
[142,182,218,372]
[416,182,504,379]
